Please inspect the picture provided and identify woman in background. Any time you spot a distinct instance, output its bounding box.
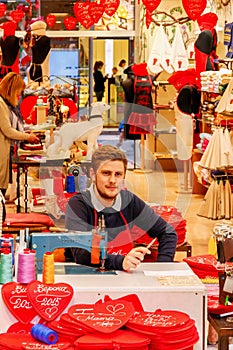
[0,72,39,197]
[93,61,108,101]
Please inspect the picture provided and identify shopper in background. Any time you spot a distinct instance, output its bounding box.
[118,59,127,82]
[0,72,39,197]
[93,60,108,101]
[65,145,177,271]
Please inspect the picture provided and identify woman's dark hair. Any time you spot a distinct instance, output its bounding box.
[94,60,104,72]
[119,59,126,67]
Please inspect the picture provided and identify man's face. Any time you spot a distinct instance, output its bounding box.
[94,160,125,202]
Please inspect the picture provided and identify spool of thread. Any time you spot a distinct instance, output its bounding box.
[17,249,36,284]
[42,252,55,284]
[0,236,14,265]
[31,324,58,345]
[66,174,75,193]
[79,174,87,191]
[0,252,13,284]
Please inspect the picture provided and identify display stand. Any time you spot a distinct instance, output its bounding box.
[134,134,152,173]
[176,159,193,194]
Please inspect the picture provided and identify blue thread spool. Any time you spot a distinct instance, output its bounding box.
[66,174,75,193]
[31,324,58,345]
[79,173,87,191]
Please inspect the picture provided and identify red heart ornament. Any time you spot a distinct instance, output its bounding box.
[182,0,207,20]
[10,9,25,23]
[64,16,77,30]
[7,322,33,334]
[127,309,191,331]
[100,0,120,17]
[68,299,135,333]
[88,3,105,23]
[142,0,162,12]
[73,1,95,29]
[0,3,6,17]
[46,14,56,28]
[1,282,37,324]
[27,281,74,321]
[21,341,72,349]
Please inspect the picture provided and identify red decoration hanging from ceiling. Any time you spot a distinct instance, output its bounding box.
[88,2,105,23]
[64,16,77,30]
[182,0,207,20]
[142,0,162,13]
[100,0,120,17]
[46,13,56,28]
[73,2,95,29]
[10,9,25,23]
[0,3,6,17]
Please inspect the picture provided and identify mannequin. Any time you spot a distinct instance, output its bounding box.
[0,21,20,79]
[168,69,200,192]
[28,20,51,87]
[195,12,219,87]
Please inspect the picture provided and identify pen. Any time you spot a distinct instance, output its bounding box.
[146,238,157,250]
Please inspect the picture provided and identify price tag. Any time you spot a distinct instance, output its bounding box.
[223,275,233,293]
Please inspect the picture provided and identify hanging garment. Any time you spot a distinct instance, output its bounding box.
[215,77,233,113]
[199,129,221,169]
[197,180,218,219]
[147,25,164,74]
[147,25,173,74]
[221,128,233,167]
[171,24,189,71]
[224,22,233,58]
[29,36,51,83]
[224,179,231,219]
[194,29,218,87]
[127,63,156,136]
[174,103,194,160]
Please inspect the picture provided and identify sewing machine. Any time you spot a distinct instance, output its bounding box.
[28,230,108,273]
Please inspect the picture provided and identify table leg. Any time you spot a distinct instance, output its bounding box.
[219,336,229,350]
[24,166,28,213]
[16,164,20,213]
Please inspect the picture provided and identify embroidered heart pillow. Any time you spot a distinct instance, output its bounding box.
[68,299,135,333]
[27,281,73,321]
[1,282,37,324]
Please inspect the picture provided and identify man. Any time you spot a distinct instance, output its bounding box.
[65,145,177,271]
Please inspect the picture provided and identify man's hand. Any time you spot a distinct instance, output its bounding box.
[122,246,151,271]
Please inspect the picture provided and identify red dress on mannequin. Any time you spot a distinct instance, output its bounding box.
[0,21,20,79]
[194,12,219,88]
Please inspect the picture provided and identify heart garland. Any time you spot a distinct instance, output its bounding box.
[68,299,135,333]
[27,281,74,321]
[182,0,207,20]
[0,3,6,17]
[1,282,37,324]
[100,0,120,17]
[142,0,162,13]
[46,14,56,28]
[64,16,77,30]
[10,9,25,23]
[73,2,95,29]
[88,2,105,23]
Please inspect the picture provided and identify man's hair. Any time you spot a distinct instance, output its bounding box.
[91,145,128,173]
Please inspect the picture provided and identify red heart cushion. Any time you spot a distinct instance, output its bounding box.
[1,282,37,324]
[7,322,33,334]
[27,281,73,321]
[68,299,135,333]
[75,329,150,349]
[127,309,191,332]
